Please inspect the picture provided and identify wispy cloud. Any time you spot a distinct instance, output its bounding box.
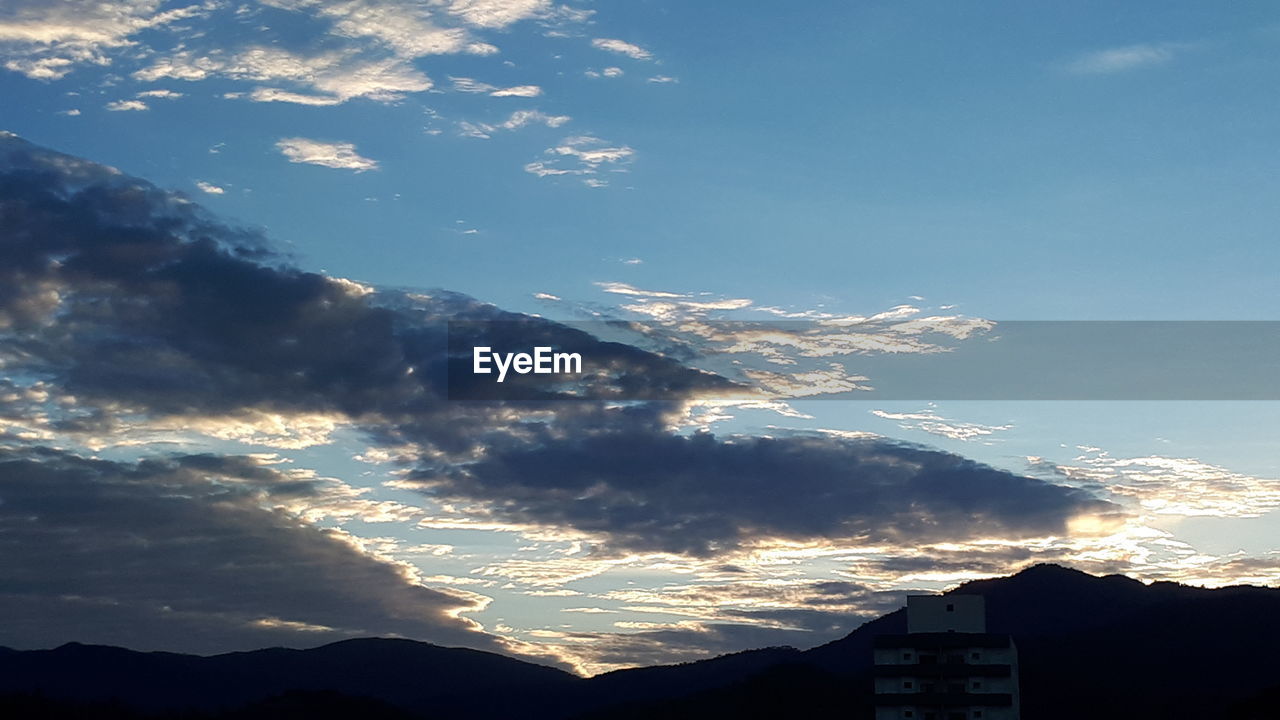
[591,38,652,60]
[195,180,224,194]
[524,135,635,185]
[450,76,543,97]
[137,48,433,106]
[105,99,148,111]
[0,0,212,80]
[458,109,571,138]
[136,88,182,99]
[276,137,379,172]
[1064,43,1180,75]
[871,406,1013,442]
[1045,448,1280,518]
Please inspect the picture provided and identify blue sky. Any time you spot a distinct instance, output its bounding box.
[3,0,1280,674]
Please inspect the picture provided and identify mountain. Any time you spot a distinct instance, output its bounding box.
[4,565,1280,719]
[0,637,580,719]
[600,564,1280,719]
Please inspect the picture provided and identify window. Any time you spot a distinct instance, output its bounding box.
[903,681,913,690]
[972,680,982,690]
[971,652,981,661]
[904,712,913,718]
[946,603,955,612]
[973,712,983,719]
[903,651,913,660]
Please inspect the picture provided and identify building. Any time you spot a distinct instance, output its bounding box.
[872,595,1020,720]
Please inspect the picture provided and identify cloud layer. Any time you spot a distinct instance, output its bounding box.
[0,134,1121,659]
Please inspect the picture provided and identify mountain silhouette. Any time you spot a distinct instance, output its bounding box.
[4,565,1279,719]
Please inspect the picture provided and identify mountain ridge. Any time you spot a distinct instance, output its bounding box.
[4,564,1279,719]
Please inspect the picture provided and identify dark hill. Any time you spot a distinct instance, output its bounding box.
[0,637,579,718]
[4,565,1280,719]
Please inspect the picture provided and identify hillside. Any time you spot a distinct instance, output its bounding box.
[4,565,1279,719]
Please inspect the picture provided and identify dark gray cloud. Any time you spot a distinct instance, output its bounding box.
[411,432,1119,556]
[0,446,518,656]
[0,133,729,449]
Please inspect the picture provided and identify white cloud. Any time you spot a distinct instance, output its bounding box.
[490,84,541,97]
[136,88,182,98]
[1050,450,1280,518]
[585,66,623,79]
[57,108,81,116]
[450,76,542,97]
[525,135,634,184]
[137,47,433,105]
[870,407,1012,442]
[446,0,552,29]
[591,38,652,60]
[276,137,379,172]
[1064,43,1178,75]
[247,87,343,106]
[459,109,570,138]
[451,76,494,93]
[503,109,569,129]
[647,74,677,84]
[195,180,224,194]
[261,0,478,58]
[105,99,147,111]
[0,0,210,80]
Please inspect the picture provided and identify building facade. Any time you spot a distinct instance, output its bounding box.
[873,595,1020,720]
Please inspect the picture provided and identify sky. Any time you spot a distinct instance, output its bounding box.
[2,0,1280,675]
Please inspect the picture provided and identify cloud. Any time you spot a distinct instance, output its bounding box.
[136,47,433,106]
[0,446,516,655]
[409,431,1120,557]
[871,406,1013,442]
[194,180,224,194]
[276,137,379,171]
[459,109,571,138]
[585,67,623,79]
[105,98,148,111]
[1044,449,1280,518]
[647,75,677,84]
[445,0,553,29]
[261,0,479,58]
[491,84,543,97]
[531,575,905,673]
[0,134,1129,658]
[524,135,635,185]
[0,0,210,80]
[450,76,543,97]
[0,131,730,444]
[1064,43,1179,74]
[136,88,182,98]
[536,624,805,675]
[591,38,652,60]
